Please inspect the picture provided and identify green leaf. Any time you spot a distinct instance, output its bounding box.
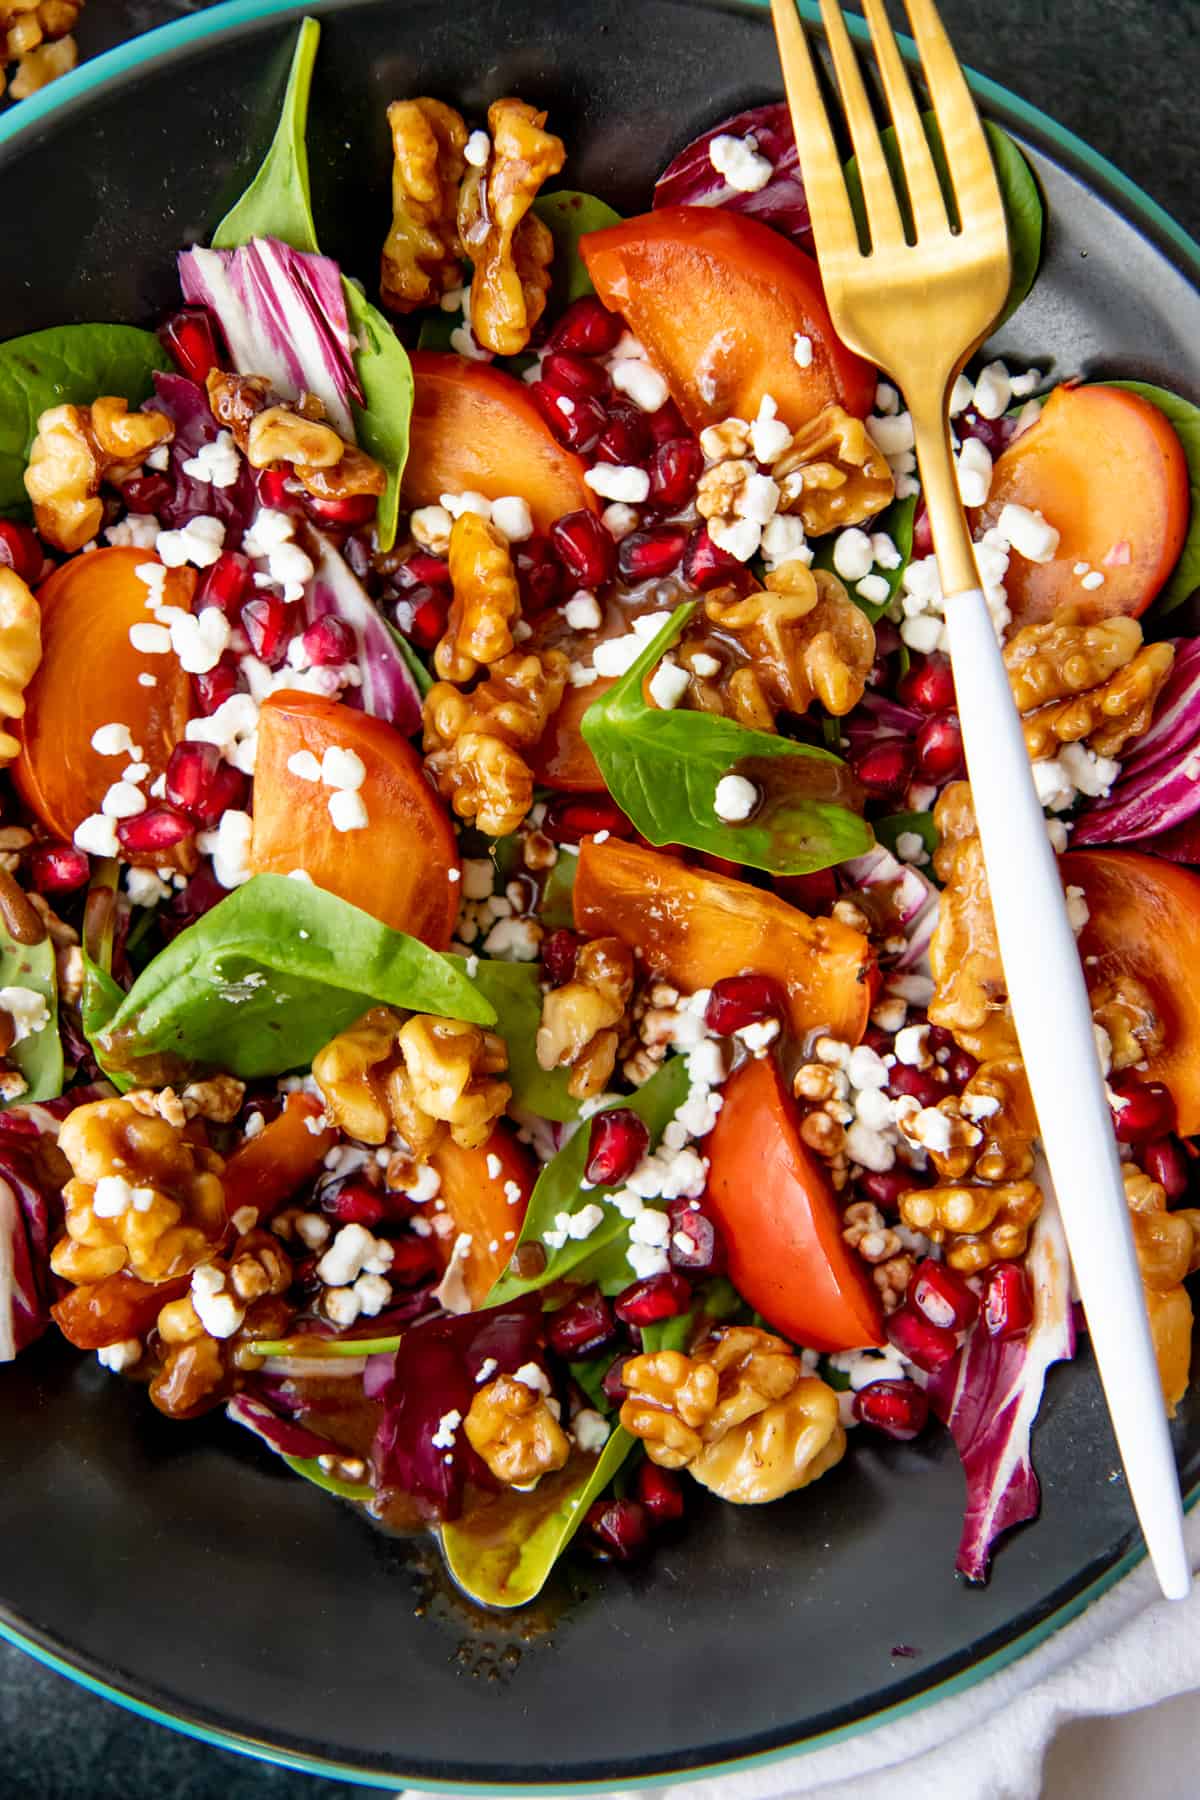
[538,854,577,930]
[416,310,461,354]
[93,874,494,1087]
[532,189,623,305]
[568,1354,615,1414]
[0,325,170,519]
[813,492,916,623]
[447,957,578,1123]
[1109,382,1200,616]
[0,928,60,1105]
[440,1427,634,1608]
[874,809,939,862]
[639,1276,746,1354]
[486,1055,692,1305]
[281,1453,374,1502]
[845,117,1043,328]
[342,279,413,555]
[389,619,434,698]
[580,607,873,874]
[212,18,321,255]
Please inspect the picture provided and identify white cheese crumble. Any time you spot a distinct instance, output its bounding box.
[713,773,757,822]
[609,356,669,412]
[573,1408,611,1453]
[490,495,534,543]
[708,132,773,193]
[832,527,874,584]
[464,129,491,167]
[196,809,254,889]
[749,394,792,466]
[91,723,141,759]
[0,987,49,1042]
[564,591,602,632]
[156,514,225,569]
[648,656,690,710]
[584,463,650,503]
[321,746,366,791]
[181,431,240,489]
[793,333,814,369]
[328,789,369,832]
[998,502,1060,564]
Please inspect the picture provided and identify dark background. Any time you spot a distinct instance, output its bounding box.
[2,1,1199,1795]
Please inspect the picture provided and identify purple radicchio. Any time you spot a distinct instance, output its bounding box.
[654,105,811,244]
[1072,637,1200,849]
[0,1092,108,1361]
[927,1190,1075,1581]
[179,238,361,440]
[840,842,939,974]
[225,1392,345,1461]
[145,372,258,543]
[304,529,424,735]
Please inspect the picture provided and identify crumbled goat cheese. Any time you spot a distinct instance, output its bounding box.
[328,788,369,832]
[126,868,171,907]
[609,356,669,412]
[286,749,322,782]
[0,985,52,1044]
[433,1232,474,1314]
[100,781,147,820]
[181,432,240,489]
[97,1338,142,1372]
[573,1408,611,1453]
[592,632,646,678]
[707,516,762,562]
[490,495,534,543]
[708,132,773,193]
[197,809,254,889]
[105,514,161,550]
[601,502,639,540]
[432,1409,463,1449]
[998,502,1060,564]
[155,514,225,569]
[514,1362,552,1395]
[895,830,929,866]
[832,527,874,583]
[464,129,491,167]
[321,746,366,791]
[585,463,650,503]
[867,411,915,458]
[564,591,603,632]
[482,916,541,961]
[760,513,810,570]
[793,333,814,369]
[713,774,758,822]
[129,622,173,654]
[956,434,993,508]
[73,814,120,858]
[1065,884,1090,934]
[690,651,721,679]
[91,722,141,759]
[971,361,1013,420]
[750,394,792,465]
[648,656,690,710]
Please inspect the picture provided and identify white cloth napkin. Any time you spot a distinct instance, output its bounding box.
[399,1510,1200,1800]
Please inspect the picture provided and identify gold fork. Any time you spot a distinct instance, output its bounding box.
[771,0,1191,1600]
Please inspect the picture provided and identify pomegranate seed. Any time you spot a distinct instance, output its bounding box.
[594,403,653,467]
[388,1235,440,1285]
[601,1355,634,1407]
[587,1496,651,1562]
[165,741,248,827]
[888,1064,945,1108]
[541,927,582,987]
[705,973,787,1035]
[666,1199,725,1277]
[926,1024,955,1053]
[910,1257,980,1333]
[542,350,610,400]
[636,1460,686,1524]
[547,295,623,356]
[1110,1078,1176,1143]
[548,1285,617,1358]
[257,468,299,512]
[898,654,957,714]
[1144,1136,1189,1202]
[549,510,615,588]
[851,739,914,795]
[915,714,965,783]
[399,589,449,650]
[29,844,90,894]
[343,535,374,583]
[241,594,290,664]
[682,524,741,591]
[774,868,837,913]
[585,1109,650,1187]
[886,1302,959,1373]
[944,1047,979,1089]
[513,534,562,613]
[116,808,193,854]
[543,795,633,844]
[982,1263,1034,1341]
[320,1179,386,1228]
[531,381,606,454]
[958,408,1017,460]
[158,304,226,384]
[192,655,240,716]
[0,519,43,586]
[852,1379,929,1440]
[857,1169,913,1216]
[303,492,378,529]
[912,497,933,558]
[396,552,452,590]
[647,399,688,446]
[648,438,703,509]
[614,1271,692,1326]
[195,550,252,617]
[120,473,173,515]
[301,616,356,666]
[617,526,689,582]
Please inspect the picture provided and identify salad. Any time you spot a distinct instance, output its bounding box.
[1,16,1198,1610]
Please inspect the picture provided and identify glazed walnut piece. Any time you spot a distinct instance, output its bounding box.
[464,1373,571,1485]
[312,1004,511,1154]
[457,99,565,356]
[436,513,522,683]
[423,648,569,837]
[1123,1163,1200,1415]
[536,935,635,1100]
[772,404,894,534]
[1091,975,1165,1074]
[23,399,174,553]
[50,1097,225,1287]
[5,4,78,102]
[928,782,1019,1063]
[0,569,42,765]
[381,97,469,312]
[1004,610,1175,762]
[705,563,875,719]
[898,1178,1043,1274]
[150,1230,295,1418]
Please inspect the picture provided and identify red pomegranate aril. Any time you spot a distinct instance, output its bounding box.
[1110,1078,1176,1144]
[587,1496,651,1562]
[388,1235,440,1286]
[912,497,933,558]
[303,492,378,529]
[682,523,741,592]
[531,381,606,454]
[910,1257,980,1333]
[541,927,582,987]
[195,550,252,617]
[617,526,689,582]
[636,1460,686,1524]
[647,398,688,446]
[857,1169,914,1216]
[548,1285,617,1358]
[257,467,298,512]
[586,1109,651,1187]
[774,867,837,913]
[542,349,610,400]
[547,295,623,356]
[0,518,43,586]
[851,740,914,795]
[601,1354,634,1407]
[886,1302,959,1373]
[513,534,562,613]
[116,808,193,854]
[914,713,965,783]
[898,653,957,714]
[397,551,452,590]
[1144,1135,1189,1203]
[543,795,633,845]
[241,594,290,664]
[549,510,616,588]
[301,616,356,667]
[852,1378,930,1441]
[594,404,653,467]
[944,1047,979,1089]
[320,1179,386,1229]
[614,1271,692,1326]
[982,1262,1034,1341]
[396,588,448,649]
[705,972,787,1036]
[165,741,248,827]
[158,304,226,384]
[192,655,240,716]
[29,844,90,894]
[888,1063,945,1108]
[120,473,173,516]
[648,438,703,509]
[666,1200,725,1276]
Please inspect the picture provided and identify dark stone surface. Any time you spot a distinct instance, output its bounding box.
[0,3,1197,1796]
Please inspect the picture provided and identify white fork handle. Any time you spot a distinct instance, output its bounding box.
[943,586,1190,1601]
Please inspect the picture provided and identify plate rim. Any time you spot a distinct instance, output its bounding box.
[1,0,1198,1789]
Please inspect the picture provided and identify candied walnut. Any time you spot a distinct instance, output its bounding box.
[1091,974,1164,1074]
[1146,1285,1193,1418]
[772,404,894,534]
[536,936,634,1100]
[150,1240,295,1418]
[1122,1163,1196,1414]
[23,399,173,553]
[380,98,469,313]
[50,1098,225,1287]
[620,1326,805,1483]
[689,1376,845,1504]
[464,1373,571,1485]
[294,446,386,503]
[841,1199,901,1264]
[245,405,345,471]
[423,648,568,837]
[8,30,75,98]
[180,1075,245,1124]
[457,99,565,356]
[0,569,42,765]
[928,782,1018,1062]
[698,417,753,461]
[898,1178,1042,1274]
[397,1013,510,1150]
[312,1004,510,1153]
[436,512,521,683]
[1005,611,1174,762]
[873,1252,916,1313]
[962,1057,1036,1183]
[705,564,875,718]
[696,458,763,528]
[205,370,271,451]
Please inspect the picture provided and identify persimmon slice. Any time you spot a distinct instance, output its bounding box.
[429,1125,535,1308]
[222,1093,337,1222]
[527,677,611,792]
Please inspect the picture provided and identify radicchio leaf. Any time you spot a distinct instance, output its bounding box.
[0,1091,108,1361]
[654,105,811,243]
[1072,637,1200,847]
[145,372,258,543]
[304,530,424,735]
[226,1392,342,1461]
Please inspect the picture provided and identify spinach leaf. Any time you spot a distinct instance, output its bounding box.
[79,859,125,1048]
[532,190,623,305]
[874,809,939,862]
[486,1055,692,1305]
[440,1427,635,1608]
[212,17,322,255]
[281,1453,374,1501]
[342,279,413,555]
[580,607,873,874]
[447,956,578,1123]
[0,325,170,519]
[538,854,576,930]
[1110,382,1200,615]
[93,874,494,1086]
[416,311,461,354]
[568,1355,615,1414]
[389,619,433,697]
[639,1276,746,1354]
[812,492,916,622]
[0,928,60,1105]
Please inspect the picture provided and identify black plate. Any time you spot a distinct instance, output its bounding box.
[2,1,1200,1789]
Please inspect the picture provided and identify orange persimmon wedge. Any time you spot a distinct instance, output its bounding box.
[222,1093,337,1222]
[527,677,612,792]
[1060,848,1200,1135]
[52,1271,189,1350]
[974,385,1190,626]
[403,352,596,532]
[429,1125,535,1308]
[250,690,461,948]
[581,207,876,431]
[574,838,872,1043]
[707,1055,885,1352]
[14,547,192,839]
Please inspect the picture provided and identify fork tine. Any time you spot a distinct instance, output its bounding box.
[860,0,948,239]
[817,0,905,250]
[769,0,859,259]
[902,0,1005,227]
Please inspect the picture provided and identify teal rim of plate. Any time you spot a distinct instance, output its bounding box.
[0,0,1198,1788]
